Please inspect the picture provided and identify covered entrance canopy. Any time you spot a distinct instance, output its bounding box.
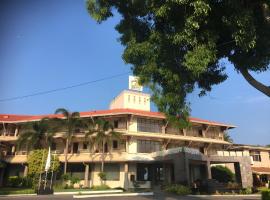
[252,167,270,175]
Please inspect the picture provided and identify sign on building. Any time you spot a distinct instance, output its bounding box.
[129,76,143,91]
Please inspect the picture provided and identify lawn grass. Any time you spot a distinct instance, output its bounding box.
[0,187,35,195]
[54,188,93,192]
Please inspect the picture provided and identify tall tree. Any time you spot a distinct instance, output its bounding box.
[16,118,56,152]
[87,1,270,124]
[54,108,81,174]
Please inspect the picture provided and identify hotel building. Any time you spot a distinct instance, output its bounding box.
[0,87,266,189]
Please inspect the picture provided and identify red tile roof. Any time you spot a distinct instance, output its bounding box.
[0,108,235,128]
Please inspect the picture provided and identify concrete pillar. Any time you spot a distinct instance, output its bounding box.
[0,168,5,187]
[206,160,212,179]
[126,137,130,153]
[14,127,19,137]
[23,165,28,177]
[163,164,172,184]
[11,145,16,155]
[123,163,129,190]
[84,164,89,188]
[184,156,190,185]
[174,153,189,184]
[183,129,187,136]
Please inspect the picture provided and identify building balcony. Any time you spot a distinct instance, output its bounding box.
[0,135,18,141]
[124,131,230,145]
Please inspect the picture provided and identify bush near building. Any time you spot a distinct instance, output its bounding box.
[262,189,270,200]
[7,176,32,188]
[26,149,60,189]
[211,166,235,183]
[165,184,191,195]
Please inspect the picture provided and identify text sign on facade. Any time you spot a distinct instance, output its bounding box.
[129,76,143,91]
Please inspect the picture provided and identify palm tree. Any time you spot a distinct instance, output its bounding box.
[16,118,56,152]
[224,132,233,143]
[85,119,122,174]
[54,108,80,174]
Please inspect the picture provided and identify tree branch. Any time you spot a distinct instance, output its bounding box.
[239,68,270,97]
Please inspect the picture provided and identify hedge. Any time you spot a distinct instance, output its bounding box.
[262,189,270,200]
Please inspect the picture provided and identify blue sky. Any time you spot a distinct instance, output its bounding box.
[0,0,269,145]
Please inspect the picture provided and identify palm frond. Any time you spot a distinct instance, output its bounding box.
[16,131,36,150]
[71,112,80,118]
[55,108,70,118]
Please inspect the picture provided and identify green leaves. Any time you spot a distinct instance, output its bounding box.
[28,149,60,175]
[183,44,217,77]
[86,0,113,23]
[86,0,270,125]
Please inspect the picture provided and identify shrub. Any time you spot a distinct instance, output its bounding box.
[98,172,106,180]
[165,184,191,195]
[227,182,240,189]
[262,189,270,200]
[239,187,252,194]
[21,176,33,188]
[91,184,110,190]
[7,176,22,187]
[28,149,60,175]
[211,166,235,183]
[61,174,71,181]
[60,174,81,188]
[70,176,80,185]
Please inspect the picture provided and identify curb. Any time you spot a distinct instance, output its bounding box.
[54,189,123,195]
[73,192,154,198]
[188,194,261,197]
[0,194,36,197]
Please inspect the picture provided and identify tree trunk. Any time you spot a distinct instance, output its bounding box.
[64,138,69,174]
[101,140,105,172]
[100,140,105,185]
[239,68,270,97]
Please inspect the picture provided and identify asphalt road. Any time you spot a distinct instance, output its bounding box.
[0,193,261,200]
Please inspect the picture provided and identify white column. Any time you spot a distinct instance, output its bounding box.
[84,164,89,188]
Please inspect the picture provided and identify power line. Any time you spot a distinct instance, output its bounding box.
[0,71,130,102]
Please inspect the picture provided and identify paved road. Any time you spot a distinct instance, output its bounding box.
[0,193,261,200]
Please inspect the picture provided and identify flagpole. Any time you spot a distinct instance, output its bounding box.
[44,170,48,190]
[38,149,45,191]
[50,151,56,189]
[44,147,51,190]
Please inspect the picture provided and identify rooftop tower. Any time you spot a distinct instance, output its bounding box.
[109,76,151,111]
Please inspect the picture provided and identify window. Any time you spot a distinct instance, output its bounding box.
[269,152,270,160]
[73,143,79,154]
[128,95,130,102]
[104,164,120,180]
[137,140,161,153]
[133,96,136,103]
[114,120,118,128]
[113,140,118,149]
[137,118,162,133]
[250,151,261,162]
[144,98,146,105]
[139,97,141,104]
[67,164,85,179]
[83,142,88,150]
